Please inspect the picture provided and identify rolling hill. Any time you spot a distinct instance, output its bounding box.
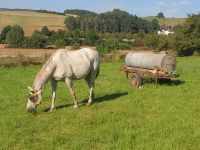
[0,9,186,36]
[0,10,65,36]
[145,16,186,27]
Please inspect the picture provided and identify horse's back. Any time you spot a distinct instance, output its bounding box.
[52,48,99,80]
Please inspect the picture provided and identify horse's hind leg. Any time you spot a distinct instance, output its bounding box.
[50,79,57,111]
[65,78,78,109]
[85,73,95,106]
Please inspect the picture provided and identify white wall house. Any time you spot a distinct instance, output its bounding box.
[158,30,174,36]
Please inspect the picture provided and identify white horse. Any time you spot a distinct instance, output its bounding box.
[27,48,100,112]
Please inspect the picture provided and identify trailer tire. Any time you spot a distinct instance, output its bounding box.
[130,73,142,88]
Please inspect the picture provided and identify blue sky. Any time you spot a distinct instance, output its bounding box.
[0,0,199,18]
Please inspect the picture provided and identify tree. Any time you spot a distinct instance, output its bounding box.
[150,19,160,31]
[96,39,119,53]
[49,30,56,36]
[64,9,159,33]
[145,33,160,50]
[64,16,79,30]
[1,25,11,43]
[157,12,165,18]
[84,30,99,46]
[41,26,50,36]
[0,34,2,43]
[6,25,24,48]
[48,29,70,48]
[26,30,46,48]
[173,13,200,56]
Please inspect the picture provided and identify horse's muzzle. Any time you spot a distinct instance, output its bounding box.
[27,103,36,112]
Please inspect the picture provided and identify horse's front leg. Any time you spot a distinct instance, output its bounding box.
[50,79,57,111]
[65,78,78,109]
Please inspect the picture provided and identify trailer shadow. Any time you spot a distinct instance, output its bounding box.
[142,78,185,86]
[158,79,185,86]
[43,91,128,112]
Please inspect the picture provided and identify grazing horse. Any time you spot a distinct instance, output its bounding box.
[27,48,100,112]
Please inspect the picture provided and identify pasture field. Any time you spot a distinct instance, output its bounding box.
[0,57,200,149]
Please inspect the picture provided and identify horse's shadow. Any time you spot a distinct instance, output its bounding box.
[81,92,128,104]
[43,92,128,112]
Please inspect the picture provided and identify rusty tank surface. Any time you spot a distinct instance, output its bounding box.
[125,52,176,73]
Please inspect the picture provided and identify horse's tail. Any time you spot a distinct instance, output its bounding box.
[95,67,100,79]
[94,52,100,79]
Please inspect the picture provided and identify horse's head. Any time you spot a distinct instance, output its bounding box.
[27,86,42,112]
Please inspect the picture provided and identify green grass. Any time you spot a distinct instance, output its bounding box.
[0,57,200,149]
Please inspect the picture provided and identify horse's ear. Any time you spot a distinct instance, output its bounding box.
[27,86,33,91]
[37,89,43,95]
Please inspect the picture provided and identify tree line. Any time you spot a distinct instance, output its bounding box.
[64,9,160,33]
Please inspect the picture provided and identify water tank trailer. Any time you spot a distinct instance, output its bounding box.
[121,52,179,88]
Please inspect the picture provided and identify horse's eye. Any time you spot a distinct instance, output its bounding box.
[30,91,35,94]
[28,94,38,103]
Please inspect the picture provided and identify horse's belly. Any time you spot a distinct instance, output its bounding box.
[72,64,91,79]
[53,63,90,80]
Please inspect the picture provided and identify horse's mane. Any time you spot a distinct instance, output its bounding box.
[33,56,55,90]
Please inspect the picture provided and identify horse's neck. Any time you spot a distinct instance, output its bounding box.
[33,57,55,91]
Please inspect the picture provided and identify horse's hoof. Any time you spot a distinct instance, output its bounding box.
[49,108,54,112]
[74,105,78,109]
[86,102,92,106]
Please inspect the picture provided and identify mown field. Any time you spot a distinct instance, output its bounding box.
[0,10,65,36]
[0,57,199,149]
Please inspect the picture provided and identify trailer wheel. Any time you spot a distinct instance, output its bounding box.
[130,73,141,88]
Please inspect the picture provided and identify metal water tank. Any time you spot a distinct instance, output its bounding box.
[125,52,176,73]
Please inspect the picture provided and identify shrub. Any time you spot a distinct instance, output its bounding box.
[0,34,2,43]
[132,39,145,47]
[6,25,24,48]
[96,39,119,54]
[83,30,99,46]
[41,26,50,37]
[158,35,172,51]
[177,48,193,56]
[48,29,70,48]
[1,25,11,43]
[54,39,66,48]
[173,14,200,56]
[118,43,131,50]
[64,16,79,30]
[49,30,56,36]
[145,33,160,50]
[25,31,46,48]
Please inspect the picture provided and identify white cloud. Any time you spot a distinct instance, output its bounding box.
[152,0,191,17]
[179,0,190,5]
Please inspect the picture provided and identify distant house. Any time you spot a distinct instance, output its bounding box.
[158,29,174,36]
